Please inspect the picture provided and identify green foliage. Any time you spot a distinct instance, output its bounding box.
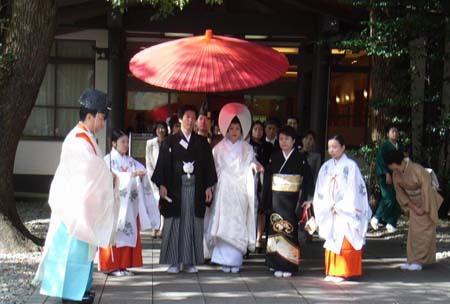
[340,0,447,58]
[342,1,450,210]
[107,0,222,18]
[347,143,380,196]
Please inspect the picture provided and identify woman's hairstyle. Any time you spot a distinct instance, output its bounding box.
[302,130,316,140]
[227,116,242,134]
[111,128,127,143]
[178,104,198,119]
[328,135,345,146]
[278,126,297,140]
[168,114,179,128]
[383,149,404,166]
[251,120,264,133]
[153,121,168,135]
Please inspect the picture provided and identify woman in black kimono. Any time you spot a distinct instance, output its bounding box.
[249,121,273,251]
[262,126,313,278]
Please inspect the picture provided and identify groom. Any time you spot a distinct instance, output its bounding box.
[152,104,217,273]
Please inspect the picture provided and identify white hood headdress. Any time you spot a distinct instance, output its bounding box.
[218,102,251,138]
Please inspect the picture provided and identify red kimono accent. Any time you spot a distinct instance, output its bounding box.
[98,221,143,272]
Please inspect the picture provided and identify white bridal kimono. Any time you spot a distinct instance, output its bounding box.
[204,138,256,266]
[313,154,372,254]
[105,148,160,247]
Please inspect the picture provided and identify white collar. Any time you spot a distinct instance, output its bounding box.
[282,148,294,160]
[181,129,192,142]
[332,153,348,166]
[111,147,127,159]
[266,137,276,145]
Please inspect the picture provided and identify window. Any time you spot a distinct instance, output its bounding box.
[327,50,370,147]
[23,40,95,138]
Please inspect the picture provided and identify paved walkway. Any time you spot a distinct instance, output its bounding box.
[27,232,450,304]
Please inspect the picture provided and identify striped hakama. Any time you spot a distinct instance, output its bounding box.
[160,175,204,265]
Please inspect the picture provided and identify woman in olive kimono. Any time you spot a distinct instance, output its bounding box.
[262,126,313,278]
[384,149,443,271]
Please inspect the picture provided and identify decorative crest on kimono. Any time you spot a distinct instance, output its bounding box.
[183,161,195,178]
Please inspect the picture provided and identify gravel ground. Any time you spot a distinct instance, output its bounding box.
[1,202,449,304]
[0,201,50,304]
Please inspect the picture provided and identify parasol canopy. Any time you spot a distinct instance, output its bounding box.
[129,30,289,92]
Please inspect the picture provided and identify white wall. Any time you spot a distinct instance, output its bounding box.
[14,29,109,175]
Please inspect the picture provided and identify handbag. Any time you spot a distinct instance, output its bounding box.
[299,206,317,236]
[304,211,317,235]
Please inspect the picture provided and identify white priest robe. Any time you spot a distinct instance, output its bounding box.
[105,148,160,247]
[204,139,256,266]
[33,123,118,300]
[313,154,372,254]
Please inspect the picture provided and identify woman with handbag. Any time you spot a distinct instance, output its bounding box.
[313,135,372,282]
[262,126,314,278]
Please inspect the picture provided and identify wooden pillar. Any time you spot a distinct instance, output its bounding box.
[309,42,331,154]
[107,9,126,149]
[297,43,313,134]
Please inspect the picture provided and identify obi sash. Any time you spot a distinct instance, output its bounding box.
[272,174,303,192]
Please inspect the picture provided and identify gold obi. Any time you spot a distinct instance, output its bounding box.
[272,174,303,192]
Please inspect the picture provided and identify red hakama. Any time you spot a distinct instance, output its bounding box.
[99,226,143,272]
[325,237,362,278]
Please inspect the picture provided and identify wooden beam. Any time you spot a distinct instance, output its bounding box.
[57,1,108,25]
[124,7,318,38]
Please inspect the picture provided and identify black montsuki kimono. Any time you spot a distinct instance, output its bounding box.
[262,149,313,273]
[151,132,217,218]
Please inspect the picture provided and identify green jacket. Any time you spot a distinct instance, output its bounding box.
[376,140,401,176]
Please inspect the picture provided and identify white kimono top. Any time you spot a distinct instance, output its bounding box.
[34,122,118,283]
[313,154,372,254]
[105,148,160,247]
[204,138,256,256]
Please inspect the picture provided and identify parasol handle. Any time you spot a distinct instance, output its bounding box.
[205,29,213,42]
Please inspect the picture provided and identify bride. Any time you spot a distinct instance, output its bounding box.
[204,103,263,273]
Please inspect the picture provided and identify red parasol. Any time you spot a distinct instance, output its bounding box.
[129,30,289,92]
